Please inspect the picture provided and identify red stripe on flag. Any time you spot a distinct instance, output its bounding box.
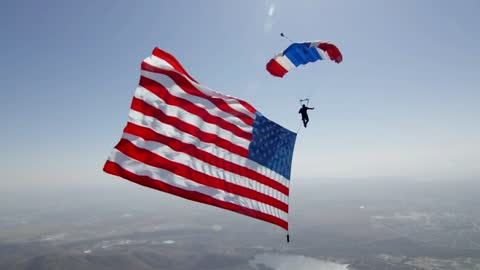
[152,48,199,83]
[141,61,254,126]
[130,98,249,158]
[124,123,289,195]
[104,160,288,230]
[237,100,256,114]
[114,139,289,213]
[139,76,252,141]
[152,48,256,115]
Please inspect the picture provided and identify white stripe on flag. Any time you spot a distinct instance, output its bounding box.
[121,132,289,204]
[127,109,250,153]
[127,109,290,189]
[145,56,256,119]
[141,70,253,132]
[133,86,251,147]
[109,149,287,221]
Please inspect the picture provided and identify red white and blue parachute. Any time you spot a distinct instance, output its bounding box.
[266,41,343,78]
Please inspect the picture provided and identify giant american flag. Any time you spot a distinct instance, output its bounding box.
[104,48,297,230]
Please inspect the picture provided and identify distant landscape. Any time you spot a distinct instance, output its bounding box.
[1,178,479,269]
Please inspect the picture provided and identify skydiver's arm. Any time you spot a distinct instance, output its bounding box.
[307,107,314,110]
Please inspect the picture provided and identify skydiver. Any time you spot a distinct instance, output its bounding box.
[298,104,314,128]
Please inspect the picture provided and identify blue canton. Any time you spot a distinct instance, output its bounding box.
[248,112,297,179]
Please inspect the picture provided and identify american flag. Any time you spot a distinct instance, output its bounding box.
[104,48,297,230]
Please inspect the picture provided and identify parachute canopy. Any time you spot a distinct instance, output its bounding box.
[266,41,343,78]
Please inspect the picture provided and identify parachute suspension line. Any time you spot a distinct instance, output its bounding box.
[303,85,315,106]
[299,98,310,106]
[280,32,294,43]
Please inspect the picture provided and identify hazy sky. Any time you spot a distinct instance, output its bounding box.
[1,0,479,191]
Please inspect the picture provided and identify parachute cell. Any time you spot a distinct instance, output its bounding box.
[266,41,343,78]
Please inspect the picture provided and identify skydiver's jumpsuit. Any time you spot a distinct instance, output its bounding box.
[299,105,314,128]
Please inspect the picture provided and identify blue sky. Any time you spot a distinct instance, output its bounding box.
[1,0,479,191]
